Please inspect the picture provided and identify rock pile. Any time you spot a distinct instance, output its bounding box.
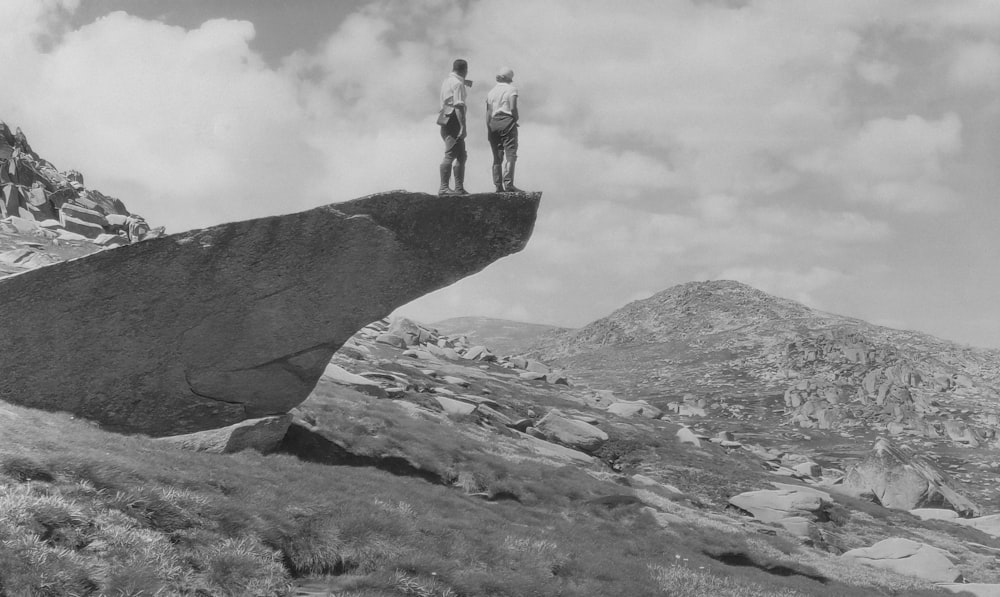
[367,317,570,385]
[780,330,1000,446]
[0,121,160,247]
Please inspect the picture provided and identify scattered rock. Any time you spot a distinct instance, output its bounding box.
[321,363,386,398]
[676,426,701,447]
[909,508,959,522]
[434,396,477,416]
[156,415,292,454]
[938,583,1000,596]
[534,408,608,453]
[959,514,1000,538]
[376,333,407,349]
[729,485,832,524]
[841,538,960,583]
[607,400,662,419]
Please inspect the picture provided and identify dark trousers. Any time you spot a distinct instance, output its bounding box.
[441,113,467,163]
[488,113,518,188]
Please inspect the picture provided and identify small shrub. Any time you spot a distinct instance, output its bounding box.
[100,563,168,596]
[827,504,852,526]
[201,537,290,596]
[649,563,807,597]
[595,439,646,471]
[1,455,55,482]
[259,509,345,575]
[106,488,197,532]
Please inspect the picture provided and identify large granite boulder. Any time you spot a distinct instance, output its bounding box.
[841,538,960,583]
[840,437,979,516]
[0,191,540,435]
[533,409,608,453]
[728,484,833,524]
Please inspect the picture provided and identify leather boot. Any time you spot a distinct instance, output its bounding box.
[492,163,504,192]
[453,162,469,195]
[438,161,452,195]
[503,160,522,193]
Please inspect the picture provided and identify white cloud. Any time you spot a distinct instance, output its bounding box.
[713,266,847,307]
[2,0,1000,346]
[857,60,900,86]
[949,41,1000,89]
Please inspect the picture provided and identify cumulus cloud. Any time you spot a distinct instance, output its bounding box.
[713,266,848,308]
[949,41,1000,89]
[2,0,999,344]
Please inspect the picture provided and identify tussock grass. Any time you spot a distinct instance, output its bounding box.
[0,397,972,596]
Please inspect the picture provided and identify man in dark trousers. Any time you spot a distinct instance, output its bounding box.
[486,66,521,193]
[438,59,470,195]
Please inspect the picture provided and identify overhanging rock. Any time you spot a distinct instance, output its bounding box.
[0,190,540,435]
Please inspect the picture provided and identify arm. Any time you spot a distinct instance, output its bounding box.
[456,103,467,139]
[510,94,518,123]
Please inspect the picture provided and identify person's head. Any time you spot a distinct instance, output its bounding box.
[496,66,514,83]
[452,59,468,77]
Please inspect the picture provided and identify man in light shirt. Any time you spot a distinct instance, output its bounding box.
[438,59,470,195]
[486,66,521,193]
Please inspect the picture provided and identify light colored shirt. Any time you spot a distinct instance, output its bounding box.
[440,72,467,116]
[486,82,518,117]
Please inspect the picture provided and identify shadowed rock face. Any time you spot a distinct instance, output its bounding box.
[0,190,540,435]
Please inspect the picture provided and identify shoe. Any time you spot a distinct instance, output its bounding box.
[504,185,524,193]
[453,163,468,195]
[495,186,505,193]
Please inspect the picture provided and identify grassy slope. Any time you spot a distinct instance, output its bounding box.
[1,372,976,597]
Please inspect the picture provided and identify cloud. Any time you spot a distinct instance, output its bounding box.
[949,41,1000,89]
[713,265,847,308]
[856,60,900,86]
[798,113,964,213]
[2,0,999,346]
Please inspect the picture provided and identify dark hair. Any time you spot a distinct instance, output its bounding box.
[453,59,468,73]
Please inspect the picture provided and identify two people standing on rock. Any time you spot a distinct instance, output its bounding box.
[437,59,522,195]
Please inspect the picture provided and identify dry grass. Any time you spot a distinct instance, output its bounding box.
[0,394,985,596]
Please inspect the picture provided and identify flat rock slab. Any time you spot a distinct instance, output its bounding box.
[729,487,830,523]
[535,408,608,452]
[939,583,1000,596]
[841,537,960,583]
[0,191,540,435]
[156,415,292,454]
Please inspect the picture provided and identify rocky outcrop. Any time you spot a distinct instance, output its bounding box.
[840,438,979,516]
[0,121,159,244]
[0,191,540,435]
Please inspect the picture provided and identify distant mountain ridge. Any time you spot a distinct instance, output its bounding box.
[534,280,859,356]
[522,280,1000,452]
[431,316,569,357]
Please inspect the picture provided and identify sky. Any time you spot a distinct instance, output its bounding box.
[2,1,1000,347]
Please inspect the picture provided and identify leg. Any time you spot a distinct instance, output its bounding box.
[452,138,468,194]
[488,128,504,192]
[501,125,521,193]
[439,122,457,195]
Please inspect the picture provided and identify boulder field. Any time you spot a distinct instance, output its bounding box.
[0,190,540,435]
